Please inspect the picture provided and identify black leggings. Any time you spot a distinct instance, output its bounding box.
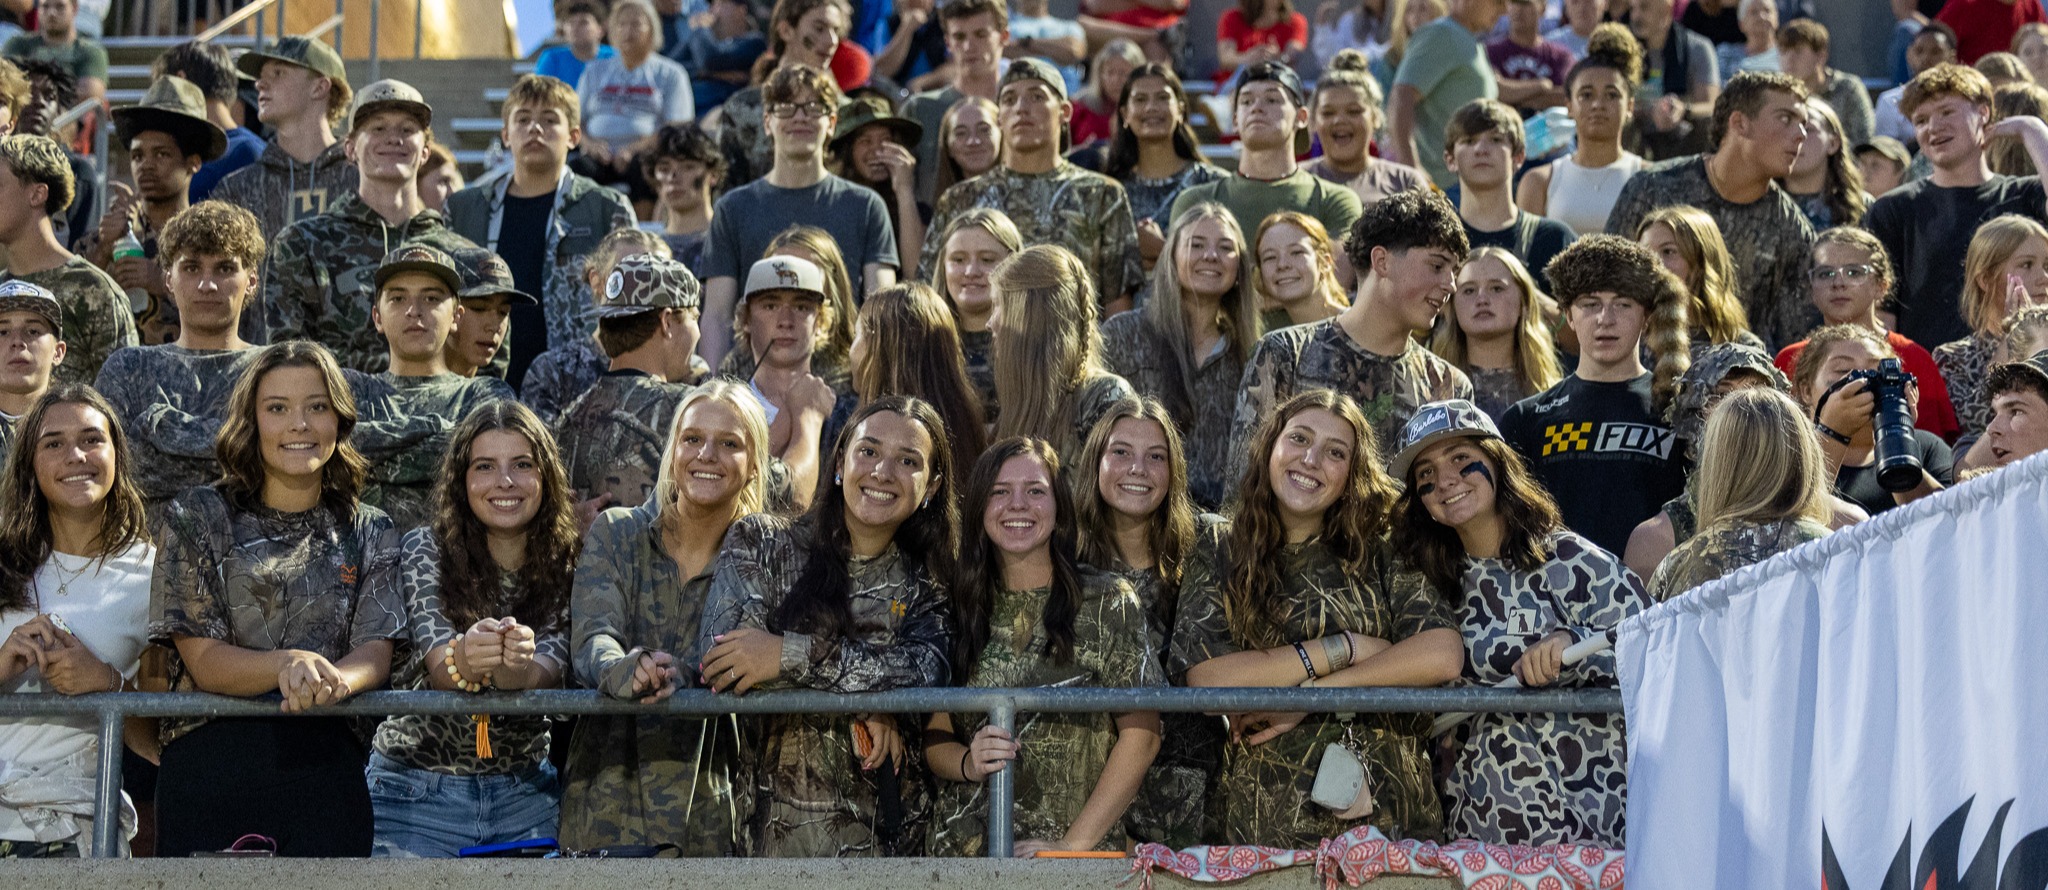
[155,717,373,857]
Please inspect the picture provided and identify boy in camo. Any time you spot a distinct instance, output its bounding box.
[0,280,67,461]
[0,133,137,385]
[262,79,481,370]
[555,253,704,512]
[357,245,514,529]
[84,74,226,345]
[441,247,528,379]
[917,59,1143,314]
[520,228,679,424]
[210,36,357,240]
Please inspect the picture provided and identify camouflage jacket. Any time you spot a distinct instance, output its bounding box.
[93,344,254,510]
[1648,517,1828,602]
[446,171,635,351]
[928,570,1156,856]
[208,140,359,240]
[262,191,481,371]
[554,370,695,510]
[519,336,609,426]
[561,498,741,853]
[8,255,139,386]
[1170,520,1453,847]
[918,161,1144,308]
[701,513,952,856]
[960,328,995,422]
[1099,311,1245,510]
[716,86,772,190]
[357,371,515,531]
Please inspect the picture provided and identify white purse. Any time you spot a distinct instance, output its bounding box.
[1309,724,1375,820]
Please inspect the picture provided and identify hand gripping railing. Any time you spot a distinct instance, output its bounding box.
[0,685,1622,859]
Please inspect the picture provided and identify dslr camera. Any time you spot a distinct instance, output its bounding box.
[1842,358,1921,492]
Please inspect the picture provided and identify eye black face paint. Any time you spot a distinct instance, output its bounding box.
[1415,481,1436,496]
[1461,461,1493,486]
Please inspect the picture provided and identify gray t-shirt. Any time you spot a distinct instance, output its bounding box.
[577,54,696,144]
[701,175,899,292]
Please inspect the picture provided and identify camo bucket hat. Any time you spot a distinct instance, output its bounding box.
[1391,399,1501,481]
[594,254,702,318]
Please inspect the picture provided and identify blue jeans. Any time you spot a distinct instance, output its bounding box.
[367,752,560,858]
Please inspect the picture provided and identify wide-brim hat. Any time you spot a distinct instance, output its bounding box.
[0,280,62,336]
[351,78,433,131]
[112,76,227,161]
[375,244,463,293]
[830,96,922,155]
[1390,399,1502,481]
[454,249,538,305]
[236,35,349,85]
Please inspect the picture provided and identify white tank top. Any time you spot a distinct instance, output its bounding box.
[1545,153,1646,236]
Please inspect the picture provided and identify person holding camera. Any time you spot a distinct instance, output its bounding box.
[1792,325,1954,517]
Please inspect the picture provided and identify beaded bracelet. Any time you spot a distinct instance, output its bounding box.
[1293,642,1319,680]
[444,645,487,693]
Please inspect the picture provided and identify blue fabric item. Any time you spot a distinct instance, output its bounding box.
[190,127,266,202]
[534,43,616,88]
[367,752,562,858]
[850,0,893,55]
[679,30,766,111]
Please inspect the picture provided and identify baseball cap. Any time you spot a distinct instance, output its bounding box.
[1390,399,1502,481]
[1853,136,1911,169]
[998,57,1068,103]
[1234,60,1305,106]
[375,244,463,293]
[594,254,702,318]
[1988,348,2048,400]
[742,256,828,303]
[235,35,350,86]
[454,249,537,305]
[1671,343,1789,443]
[0,280,63,336]
[350,79,433,131]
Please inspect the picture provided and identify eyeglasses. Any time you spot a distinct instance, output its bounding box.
[1809,264,1876,283]
[768,102,833,120]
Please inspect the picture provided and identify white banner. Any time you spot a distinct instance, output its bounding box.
[1616,454,2048,888]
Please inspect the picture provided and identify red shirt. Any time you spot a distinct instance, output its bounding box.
[1216,9,1309,84]
[1070,97,1117,147]
[1937,0,2048,64]
[1775,331,1963,443]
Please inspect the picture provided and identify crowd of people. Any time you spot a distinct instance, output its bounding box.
[1,0,2047,863]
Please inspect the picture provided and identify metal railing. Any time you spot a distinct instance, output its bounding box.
[47,99,112,222]
[0,685,1621,860]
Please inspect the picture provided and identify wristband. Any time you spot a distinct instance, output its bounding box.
[1814,422,1852,445]
[1293,642,1319,680]
[960,747,974,783]
[1319,633,1349,672]
[445,645,487,693]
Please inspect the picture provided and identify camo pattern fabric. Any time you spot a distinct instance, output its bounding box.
[559,498,742,854]
[93,344,254,513]
[262,191,481,372]
[1117,514,1230,849]
[716,87,774,189]
[1440,530,1645,848]
[959,328,996,423]
[1669,342,1786,446]
[1648,517,1828,602]
[1934,332,1996,437]
[371,530,569,776]
[1229,321,1474,486]
[1169,521,1453,848]
[7,256,138,386]
[553,371,696,511]
[147,485,403,746]
[1098,311,1244,509]
[1464,367,1533,424]
[357,372,516,531]
[208,141,359,243]
[700,513,951,857]
[928,570,1157,856]
[519,336,610,425]
[917,162,1144,309]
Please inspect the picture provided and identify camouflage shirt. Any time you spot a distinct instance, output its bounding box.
[519,336,609,426]
[960,329,995,422]
[1230,321,1474,485]
[1648,517,1828,602]
[1934,332,1997,437]
[262,191,482,371]
[1170,520,1454,847]
[918,161,1144,308]
[555,370,696,510]
[93,344,254,511]
[7,256,139,386]
[208,141,359,241]
[147,485,404,746]
[561,498,742,854]
[928,570,1156,856]
[1605,155,1815,350]
[1099,311,1245,510]
[358,372,516,531]
[1441,531,1645,848]
[716,87,773,190]
[1465,366,1533,423]
[701,513,952,857]
[371,530,569,776]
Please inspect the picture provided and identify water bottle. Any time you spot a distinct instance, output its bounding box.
[112,227,148,314]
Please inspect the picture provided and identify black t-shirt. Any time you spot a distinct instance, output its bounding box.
[1679,1,1743,45]
[1866,174,2047,347]
[498,192,553,390]
[1464,211,1577,293]
[1834,429,1956,517]
[1500,373,1688,556]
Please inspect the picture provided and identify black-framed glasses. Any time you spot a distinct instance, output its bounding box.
[767,102,832,120]
[1809,264,1876,283]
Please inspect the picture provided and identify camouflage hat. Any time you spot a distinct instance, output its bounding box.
[1671,343,1790,444]
[595,254,702,318]
[1391,399,1501,481]
[998,57,1068,102]
[235,35,350,86]
[454,249,538,305]
[830,95,922,155]
[742,255,827,303]
[0,279,62,336]
[1987,348,2048,401]
[112,75,228,161]
[350,78,432,131]
[374,244,463,293]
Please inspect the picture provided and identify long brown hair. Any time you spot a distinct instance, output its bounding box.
[852,282,988,462]
[215,341,369,521]
[1104,64,1207,181]
[1428,246,1565,398]
[1638,206,1752,347]
[1224,390,1397,648]
[937,97,1000,196]
[950,438,1080,681]
[1072,398,1198,623]
[753,0,849,83]
[1142,202,1260,425]
[431,401,580,635]
[1389,435,1563,601]
[1799,97,1869,226]
[0,385,151,612]
[991,245,1105,443]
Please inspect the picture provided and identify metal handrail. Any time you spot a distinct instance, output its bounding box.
[0,685,1622,859]
[305,13,346,41]
[197,0,284,43]
[48,98,100,133]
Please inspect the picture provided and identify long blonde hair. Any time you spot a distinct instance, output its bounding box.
[1639,205,1752,346]
[934,207,1022,312]
[1693,387,1832,530]
[1428,247,1564,397]
[1962,214,2048,335]
[1250,211,1349,321]
[652,379,772,520]
[991,245,1104,443]
[1144,202,1260,423]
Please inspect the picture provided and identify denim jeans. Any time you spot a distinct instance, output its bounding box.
[367,752,560,858]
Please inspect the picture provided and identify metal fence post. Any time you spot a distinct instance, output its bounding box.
[90,710,123,858]
[367,0,382,82]
[413,0,423,58]
[985,699,1015,858]
[332,0,343,49]
[92,116,108,225]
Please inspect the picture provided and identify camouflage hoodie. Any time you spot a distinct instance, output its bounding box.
[208,140,359,239]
